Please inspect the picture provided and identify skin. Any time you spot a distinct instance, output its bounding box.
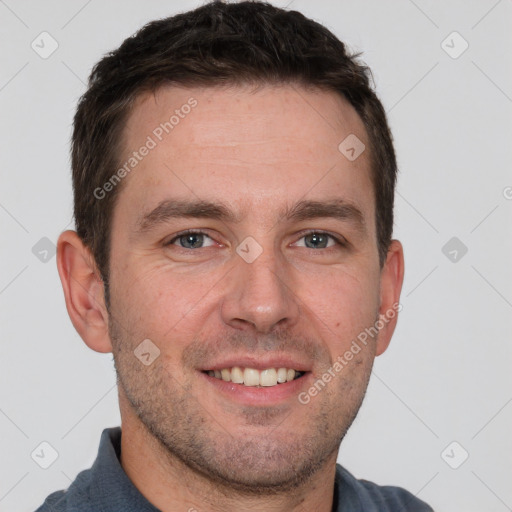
[57,84,404,512]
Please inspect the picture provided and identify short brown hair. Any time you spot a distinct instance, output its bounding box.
[71,0,397,305]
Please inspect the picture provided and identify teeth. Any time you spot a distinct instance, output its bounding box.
[243,368,260,386]
[207,366,303,387]
[231,366,244,384]
[260,368,277,387]
[277,367,288,383]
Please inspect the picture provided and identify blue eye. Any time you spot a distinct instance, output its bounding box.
[296,231,341,249]
[166,230,345,251]
[167,230,216,249]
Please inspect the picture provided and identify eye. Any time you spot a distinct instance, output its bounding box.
[166,230,217,249]
[294,231,345,250]
[165,229,345,251]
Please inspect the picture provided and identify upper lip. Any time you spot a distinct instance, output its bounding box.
[201,355,312,372]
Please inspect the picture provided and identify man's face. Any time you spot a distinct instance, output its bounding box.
[107,84,387,491]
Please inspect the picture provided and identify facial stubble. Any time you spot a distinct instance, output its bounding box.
[108,312,375,496]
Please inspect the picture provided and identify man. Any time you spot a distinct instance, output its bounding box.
[36,1,433,510]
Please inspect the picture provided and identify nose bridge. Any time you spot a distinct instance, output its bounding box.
[221,238,300,333]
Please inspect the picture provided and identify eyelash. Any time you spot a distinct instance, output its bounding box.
[165,229,346,250]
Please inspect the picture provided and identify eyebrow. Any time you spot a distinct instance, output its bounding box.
[135,198,366,235]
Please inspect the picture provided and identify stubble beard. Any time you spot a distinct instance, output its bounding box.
[108,313,374,496]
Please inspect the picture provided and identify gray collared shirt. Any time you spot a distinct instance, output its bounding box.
[34,427,433,511]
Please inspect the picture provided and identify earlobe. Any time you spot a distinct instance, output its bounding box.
[56,230,112,353]
[375,239,405,356]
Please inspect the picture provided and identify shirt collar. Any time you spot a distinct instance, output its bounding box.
[87,426,348,512]
[86,426,161,511]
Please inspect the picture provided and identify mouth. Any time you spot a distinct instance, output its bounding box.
[202,367,306,388]
[199,356,313,406]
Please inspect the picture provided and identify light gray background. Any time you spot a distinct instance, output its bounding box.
[1,1,511,511]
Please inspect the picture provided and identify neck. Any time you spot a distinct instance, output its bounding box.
[119,399,337,512]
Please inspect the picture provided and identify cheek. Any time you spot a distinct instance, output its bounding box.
[110,247,381,352]
[112,260,220,341]
[297,267,380,346]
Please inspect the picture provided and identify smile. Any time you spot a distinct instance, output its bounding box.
[204,367,305,387]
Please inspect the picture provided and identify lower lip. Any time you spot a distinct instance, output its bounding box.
[200,371,312,406]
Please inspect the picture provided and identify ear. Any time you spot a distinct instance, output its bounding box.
[56,230,112,353]
[375,239,405,356]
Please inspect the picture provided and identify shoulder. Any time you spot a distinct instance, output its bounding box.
[33,476,93,511]
[335,464,434,512]
[33,451,96,512]
[34,490,67,512]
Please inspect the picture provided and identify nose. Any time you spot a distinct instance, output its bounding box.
[221,247,301,334]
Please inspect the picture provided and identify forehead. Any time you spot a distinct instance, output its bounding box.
[115,84,374,229]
